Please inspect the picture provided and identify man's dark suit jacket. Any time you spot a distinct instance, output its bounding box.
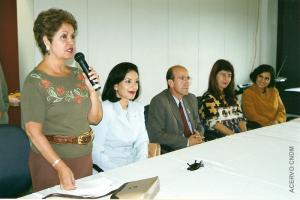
[146,89,204,153]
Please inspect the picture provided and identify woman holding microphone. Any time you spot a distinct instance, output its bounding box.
[22,8,102,191]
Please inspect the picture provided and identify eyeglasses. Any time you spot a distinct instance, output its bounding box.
[187,160,204,171]
[177,76,191,81]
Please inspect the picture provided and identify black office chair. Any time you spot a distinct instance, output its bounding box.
[0,125,31,198]
[144,104,150,125]
[235,83,252,95]
[196,96,202,109]
[204,129,226,141]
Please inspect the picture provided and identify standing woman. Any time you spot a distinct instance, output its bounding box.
[92,62,149,171]
[199,59,247,140]
[21,8,102,191]
[242,64,286,128]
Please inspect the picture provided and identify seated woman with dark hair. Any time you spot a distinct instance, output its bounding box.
[242,64,286,129]
[92,62,149,171]
[199,59,247,140]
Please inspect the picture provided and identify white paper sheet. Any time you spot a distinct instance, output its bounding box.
[37,177,120,198]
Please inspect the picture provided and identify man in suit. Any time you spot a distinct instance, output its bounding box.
[146,65,204,153]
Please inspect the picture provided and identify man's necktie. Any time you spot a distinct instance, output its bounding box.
[178,102,192,138]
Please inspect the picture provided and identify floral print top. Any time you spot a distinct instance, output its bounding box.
[21,66,92,158]
[199,92,245,134]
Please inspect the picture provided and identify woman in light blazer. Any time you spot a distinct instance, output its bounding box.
[92,62,149,171]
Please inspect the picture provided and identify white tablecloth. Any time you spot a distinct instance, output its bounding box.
[22,120,300,199]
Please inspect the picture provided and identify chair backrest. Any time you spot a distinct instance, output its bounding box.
[0,125,31,198]
[144,104,150,125]
[196,96,202,109]
[148,143,161,158]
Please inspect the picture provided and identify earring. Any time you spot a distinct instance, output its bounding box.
[46,46,50,55]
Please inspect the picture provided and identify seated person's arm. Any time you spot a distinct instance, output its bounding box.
[236,101,247,132]
[214,122,235,135]
[189,97,205,145]
[238,120,247,132]
[134,107,149,160]
[147,98,188,150]
[134,134,149,160]
[274,89,286,123]
[188,132,204,146]
[92,113,116,171]
[194,114,205,139]
[193,123,205,143]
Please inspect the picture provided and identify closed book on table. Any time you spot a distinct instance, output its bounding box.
[111,176,160,199]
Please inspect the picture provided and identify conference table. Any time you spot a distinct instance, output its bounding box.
[22,120,300,199]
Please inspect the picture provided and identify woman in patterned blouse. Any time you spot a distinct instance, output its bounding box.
[199,59,247,140]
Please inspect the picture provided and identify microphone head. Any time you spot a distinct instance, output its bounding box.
[74,52,85,62]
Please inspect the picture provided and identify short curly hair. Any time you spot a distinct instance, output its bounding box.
[33,8,77,55]
[250,64,275,87]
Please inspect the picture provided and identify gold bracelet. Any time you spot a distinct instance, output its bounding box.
[52,159,61,167]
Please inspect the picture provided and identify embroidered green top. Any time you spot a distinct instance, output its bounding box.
[21,66,92,158]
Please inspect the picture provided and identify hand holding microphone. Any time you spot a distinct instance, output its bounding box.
[74,52,101,91]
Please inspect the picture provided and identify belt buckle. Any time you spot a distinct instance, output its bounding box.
[78,132,90,145]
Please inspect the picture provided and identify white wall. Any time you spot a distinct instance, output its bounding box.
[17,0,35,89]
[17,0,278,105]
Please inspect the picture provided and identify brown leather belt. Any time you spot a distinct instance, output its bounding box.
[46,129,94,145]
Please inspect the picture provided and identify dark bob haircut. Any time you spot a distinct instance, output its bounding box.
[250,64,275,87]
[208,59,236,105]
[102,62,140,102]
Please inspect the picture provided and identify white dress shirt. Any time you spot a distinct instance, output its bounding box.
[172,96,194,133]
[92,100,149,171]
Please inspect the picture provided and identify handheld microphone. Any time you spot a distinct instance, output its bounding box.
[74,52,101,91]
